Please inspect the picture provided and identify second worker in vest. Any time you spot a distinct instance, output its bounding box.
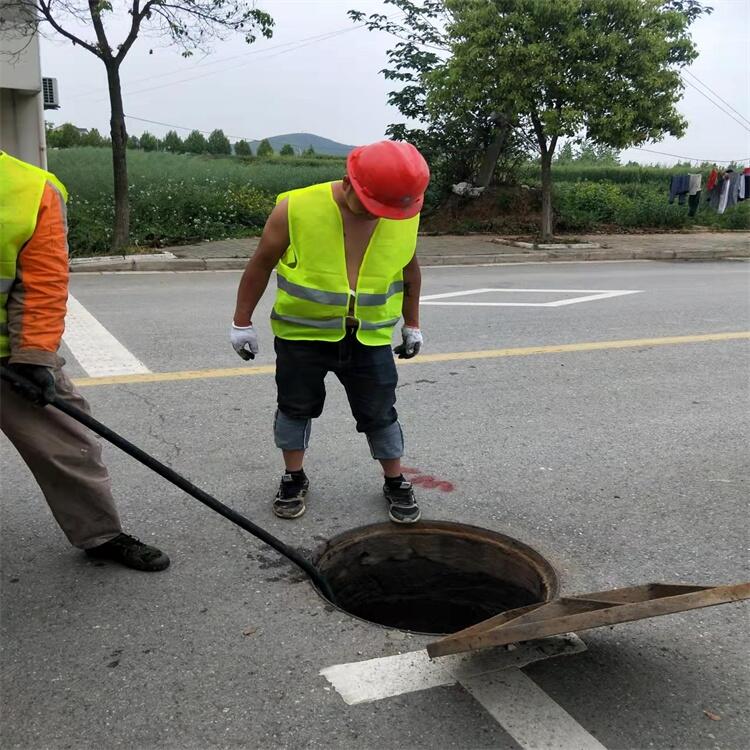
[231,141,429,523]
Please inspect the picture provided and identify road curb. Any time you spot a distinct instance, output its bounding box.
[69,249,749,273]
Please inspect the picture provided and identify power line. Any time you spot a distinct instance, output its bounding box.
[124,114,259,143]
[68,25,364,101]
[117,26,363,101]
[680,75,750,133]
[682,69,750,127]
[630,146,749,164]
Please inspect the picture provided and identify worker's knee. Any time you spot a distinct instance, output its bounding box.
[366,420,404,460]
[274,409,312,451]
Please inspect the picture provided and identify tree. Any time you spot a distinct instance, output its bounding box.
[127,134,140,150]
[5,2,273,251]
[235,139,252,157]
[555,142,575,165]
[47,122,83,149]
[429,0,709,238]
[82,127,105,147]
[302,145,315,157]
[208,129,231,155]
[257,138,274,157]
[140,131,159,152]
[183,130,208,154]
[350,1,526,191]
[163,130,183,153]
[280,143,295,156]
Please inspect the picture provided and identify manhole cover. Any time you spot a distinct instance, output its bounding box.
[314,521,559,634]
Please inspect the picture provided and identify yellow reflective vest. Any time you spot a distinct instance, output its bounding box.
[271,182,418,346]
[0,152,68,358]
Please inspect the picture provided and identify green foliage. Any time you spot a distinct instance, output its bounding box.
[47,148,345,255]
[429,0,707,235]
[81,128,105,147]
[302,145,316,157]
[208,129,231,155]
[280,144,295,156]
[140,132,159,152]
[48,148,747,256]
[351,0,526,191]
[257,138,274,158]
[234,139,253,157]
[47,123,84,149]
[163,130,183,153]
[127,134,140,150]
[183,130,208,154]
[437,0,701,148]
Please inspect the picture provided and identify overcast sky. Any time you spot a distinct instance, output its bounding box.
[39,0,749,165]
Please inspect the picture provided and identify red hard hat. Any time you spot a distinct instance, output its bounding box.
[346,140,430,220]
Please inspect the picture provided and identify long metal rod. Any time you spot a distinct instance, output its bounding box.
[0,366,336,602]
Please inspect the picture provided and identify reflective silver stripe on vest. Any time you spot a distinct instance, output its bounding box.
[277,275,348,306]
[271,310,345,329]
[359,317,401,330]
[0,278,14,294]
[357,281,404,307]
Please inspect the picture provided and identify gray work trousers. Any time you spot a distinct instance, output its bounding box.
[1,360,122,548]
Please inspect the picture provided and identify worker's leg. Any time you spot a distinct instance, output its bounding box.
[336,336,402,465]
[336,336,419,523]
[272,337,330,518]
[0,362,122,548]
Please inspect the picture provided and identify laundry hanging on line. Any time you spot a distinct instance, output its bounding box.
[668,172,702,216]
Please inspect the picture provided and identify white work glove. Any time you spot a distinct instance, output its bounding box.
[394,325,423,359]
[230,323,259,361]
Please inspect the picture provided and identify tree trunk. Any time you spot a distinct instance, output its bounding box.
[106,63,129,252]
[540,151,553,240]
[476,125,510,188]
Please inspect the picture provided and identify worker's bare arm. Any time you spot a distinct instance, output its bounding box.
[233,199,290,326]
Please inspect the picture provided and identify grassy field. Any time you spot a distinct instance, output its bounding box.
[49,148,748,256]
[49,148,346,255]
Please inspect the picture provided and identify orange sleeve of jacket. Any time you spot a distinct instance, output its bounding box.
[7,181,69,367]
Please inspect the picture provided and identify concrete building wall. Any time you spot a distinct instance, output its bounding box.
[0,10,46,168]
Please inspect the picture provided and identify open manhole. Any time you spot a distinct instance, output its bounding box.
[314,521,559,635]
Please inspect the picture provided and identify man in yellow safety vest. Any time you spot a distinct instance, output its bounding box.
[0,151,169,571]
[231,140,429,523]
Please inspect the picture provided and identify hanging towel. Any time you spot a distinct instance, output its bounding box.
[717,175,731,214]
[688,173,702,195]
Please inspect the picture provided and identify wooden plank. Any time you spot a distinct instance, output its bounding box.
[427,582,750,658]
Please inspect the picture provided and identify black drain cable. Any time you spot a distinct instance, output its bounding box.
[0,366,337,604]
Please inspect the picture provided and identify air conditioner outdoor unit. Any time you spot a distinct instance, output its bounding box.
[42,77,60,110]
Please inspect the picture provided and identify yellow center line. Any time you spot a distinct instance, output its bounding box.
[71,331,750,388]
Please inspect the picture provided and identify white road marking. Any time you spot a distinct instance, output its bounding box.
[63,294,151,377]
[320,634,603,748]
[420,288,642,307]
[460,668,607,750]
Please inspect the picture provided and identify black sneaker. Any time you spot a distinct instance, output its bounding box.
[85,533,170,572]
[273,472,309,519]
[383,478,421,524]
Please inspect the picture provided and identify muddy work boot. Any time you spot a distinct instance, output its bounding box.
[383,476,421,524]
[273,470,309,519]
[85,533,170,571]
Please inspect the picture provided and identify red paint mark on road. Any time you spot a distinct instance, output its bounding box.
[401,466,454,492]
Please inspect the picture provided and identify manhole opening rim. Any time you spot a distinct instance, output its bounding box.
[310,519,561,636]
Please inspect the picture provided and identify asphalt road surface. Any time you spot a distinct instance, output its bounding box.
[2,259,748,749]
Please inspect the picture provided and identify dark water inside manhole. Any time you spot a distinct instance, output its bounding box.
[314,521,559,635]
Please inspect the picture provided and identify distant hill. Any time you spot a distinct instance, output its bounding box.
[248,132,354,156]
